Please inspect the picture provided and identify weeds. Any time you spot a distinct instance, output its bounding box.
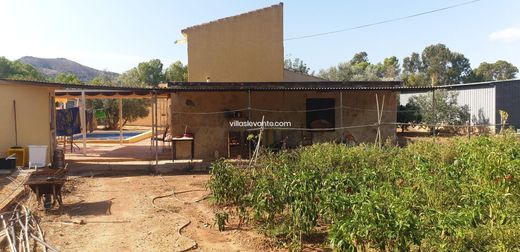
[215,212,229,231]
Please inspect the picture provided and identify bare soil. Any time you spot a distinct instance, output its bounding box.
[35,173,277,251]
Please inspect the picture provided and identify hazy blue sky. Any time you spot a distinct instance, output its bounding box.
[1,0,519,74]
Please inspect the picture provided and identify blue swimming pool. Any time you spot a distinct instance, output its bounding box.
[73,130,147,140]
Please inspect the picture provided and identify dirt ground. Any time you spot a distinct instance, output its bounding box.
[34,173,276,252]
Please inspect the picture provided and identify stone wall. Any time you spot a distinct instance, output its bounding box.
[171,91,397,161]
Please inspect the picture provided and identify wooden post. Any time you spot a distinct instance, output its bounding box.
[49,94,57,160]
[432,89,436,137]
[340,91,343,128]
[248,90,252,159]
[374,94,385,148]
[249,115,265,166]
[375,94,380,147]
[467,117,471,139]
[13,100,18,146]
[379,95,385,147]
[80,91,87,156]
[119,98,123,145]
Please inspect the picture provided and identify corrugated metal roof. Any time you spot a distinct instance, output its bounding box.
[0,78,155,91]
[167,79,519,92]
[0,78,170,97]
[3,77,519,94]
[430,79,520,89]
[167,81,420,92]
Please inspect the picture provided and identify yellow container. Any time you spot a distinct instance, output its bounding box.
[7,147,27,167]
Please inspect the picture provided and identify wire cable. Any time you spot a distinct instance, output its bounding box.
[245,122,502,132]
[285,0,483,41]
[171,105,421,115]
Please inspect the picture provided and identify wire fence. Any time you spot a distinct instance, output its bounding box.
[169,104,507,133]
[171,105,420,115]
[245,122,504,132]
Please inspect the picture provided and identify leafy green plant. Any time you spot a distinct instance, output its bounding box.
[215,212,229,231]
[208,132,520,251]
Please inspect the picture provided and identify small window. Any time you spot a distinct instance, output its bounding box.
[306,98,335,129]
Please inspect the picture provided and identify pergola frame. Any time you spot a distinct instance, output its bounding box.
[55,89,170,166]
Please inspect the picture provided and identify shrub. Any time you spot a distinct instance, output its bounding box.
[208,133,520,251]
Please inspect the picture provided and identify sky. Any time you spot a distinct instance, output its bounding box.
[0,0,519,74]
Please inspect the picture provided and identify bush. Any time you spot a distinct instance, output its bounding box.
[409,90,470,131]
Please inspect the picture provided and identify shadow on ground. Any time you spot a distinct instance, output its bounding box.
[47,199,113,216]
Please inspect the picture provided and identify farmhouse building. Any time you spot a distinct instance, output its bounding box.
[170,3,399,160]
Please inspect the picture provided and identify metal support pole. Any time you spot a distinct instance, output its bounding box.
[154,93,158,167]
[119,98,123,145]
[80,91,87,156]
[151,96,155,150]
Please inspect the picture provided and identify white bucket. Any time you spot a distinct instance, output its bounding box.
[28,145,48,168]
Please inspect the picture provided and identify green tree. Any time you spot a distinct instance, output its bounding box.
[402,52,427,86]
[318,62,353,81]
[475,60,518,81]
[116,68,142,87]
[402,53,422,74]
[319,52,392,81]
[350,51,370,71]
[350,51,369,65]
[357,64,382,81]
[0,57,44,80]
[164,60,188,82]
[381,56,400,80]
[88,72,149,130]
[410,90,470,132]
[402,44,472,86]
[89,72,116,85]
[421,44,452,85]
[397,102,422,132]
[447,52,472,84]
[54,73,82,84]
[284,57,311,74]
[318,62,368,81]
[137,59,164,86]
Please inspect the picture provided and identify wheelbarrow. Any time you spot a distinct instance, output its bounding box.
[25,166,68,210]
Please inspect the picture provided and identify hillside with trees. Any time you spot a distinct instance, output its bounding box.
[0,56,45,81]
[18,56,119,82]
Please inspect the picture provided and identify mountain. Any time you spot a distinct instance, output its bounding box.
[19,56,119,82]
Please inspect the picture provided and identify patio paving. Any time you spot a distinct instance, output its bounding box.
[65,138,173,162]
[64,138,209,175]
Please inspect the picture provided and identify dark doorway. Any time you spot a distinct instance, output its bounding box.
[306,98,335,129]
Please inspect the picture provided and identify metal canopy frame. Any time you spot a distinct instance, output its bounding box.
[60,90,165,167]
